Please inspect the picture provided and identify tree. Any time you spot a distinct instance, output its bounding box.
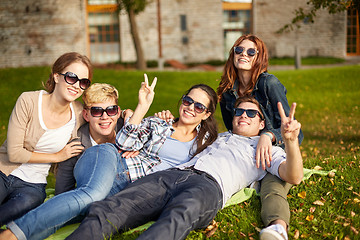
[117,0,152,70]
[278,0,360,33]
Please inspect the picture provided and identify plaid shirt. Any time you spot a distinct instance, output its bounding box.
[116,116,174,182]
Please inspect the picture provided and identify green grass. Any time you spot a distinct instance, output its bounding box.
[0,65,359,239]
[269,56,345,66]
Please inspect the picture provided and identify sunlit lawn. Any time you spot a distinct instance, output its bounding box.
[0,65,359,239]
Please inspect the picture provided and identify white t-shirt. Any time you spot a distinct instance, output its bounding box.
[11,91,76,184]
[179,131,286,208]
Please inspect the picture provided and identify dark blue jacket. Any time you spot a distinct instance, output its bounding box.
[220,72,304,149]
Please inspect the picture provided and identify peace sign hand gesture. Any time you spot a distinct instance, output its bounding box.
[278,102,301,142]
[138,73,157,107]
[128,73,158,125]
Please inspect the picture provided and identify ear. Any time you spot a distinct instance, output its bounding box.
[259,119,265,131]
[54,73,60,84]
[201,111,211,121]
[115,106,121,119]
[82,109,90,122]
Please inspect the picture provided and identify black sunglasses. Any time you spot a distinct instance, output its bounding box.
[182,95,208,114]
[88,105,119,117]
[233,108,264,120]
[59,72,91,90]
[234,46,258,57]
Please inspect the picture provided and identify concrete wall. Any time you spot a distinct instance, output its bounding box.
[0,0,88,68]
[119,0,224,63]
[254,0,346,58]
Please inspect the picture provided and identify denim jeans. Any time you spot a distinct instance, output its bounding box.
[66,168,223,240]
[8,143,130,240]
[0,171,46,226]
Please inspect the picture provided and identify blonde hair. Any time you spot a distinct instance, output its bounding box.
[82,83,119,108]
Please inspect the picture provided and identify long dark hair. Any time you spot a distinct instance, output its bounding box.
[181,84,218,157]
[217,34,268,101]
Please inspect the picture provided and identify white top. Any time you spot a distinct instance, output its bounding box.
[11,91,76,184]
[179,131,286,208]
[90,135,98,146]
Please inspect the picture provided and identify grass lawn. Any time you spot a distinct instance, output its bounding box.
[0,65,359,239]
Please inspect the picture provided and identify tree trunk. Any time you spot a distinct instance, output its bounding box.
[127,8,146,70]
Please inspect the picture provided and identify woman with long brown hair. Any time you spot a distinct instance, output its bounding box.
[0,52,91,226]
[218,34,303,240]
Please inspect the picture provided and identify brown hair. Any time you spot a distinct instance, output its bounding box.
[234,95,264,120]
[181,84,218,157]
[217,34,268,101]
[45,52,93,93]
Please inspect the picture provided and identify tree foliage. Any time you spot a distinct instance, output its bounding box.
[117,0,151,14]
[278,0,360,33]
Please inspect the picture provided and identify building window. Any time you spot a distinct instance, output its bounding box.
[180,15,187,31]
[347,7,360,55]
[223,10,250,33]
[89,12,119,43]
[88,0,117,4]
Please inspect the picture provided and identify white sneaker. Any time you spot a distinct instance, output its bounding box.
[259,224,288,240]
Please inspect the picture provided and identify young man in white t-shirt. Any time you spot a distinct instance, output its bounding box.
[63,95,303,240]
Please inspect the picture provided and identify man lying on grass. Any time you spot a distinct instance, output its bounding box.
[66,96,303,240]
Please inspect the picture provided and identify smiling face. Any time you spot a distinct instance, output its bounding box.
[83,99,120,144]
[178,88,211,127]
[233,39,258,71]
[232,101,265,137]
[53,62,89,102]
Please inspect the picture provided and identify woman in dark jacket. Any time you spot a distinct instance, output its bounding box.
[217,34,303,240]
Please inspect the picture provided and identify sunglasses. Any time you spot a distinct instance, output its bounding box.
[233,108,264,120]
[234,46,258,57]
[182,95,208,114]
[59,72,91,90]
[88,105,119,117]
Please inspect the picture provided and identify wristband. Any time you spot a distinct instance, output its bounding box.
[262,132,274,142]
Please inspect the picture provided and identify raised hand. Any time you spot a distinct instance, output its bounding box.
[138,73,157,108]
[277,102,301,142]
[128,73,158,125]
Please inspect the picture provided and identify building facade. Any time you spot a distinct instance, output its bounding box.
[0,0,88,68]
[0,0,358,68]
[253,0,347,58]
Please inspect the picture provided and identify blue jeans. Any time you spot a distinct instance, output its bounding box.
[66,168,223,240]
[0,172,46,226]
[8,143,130,240]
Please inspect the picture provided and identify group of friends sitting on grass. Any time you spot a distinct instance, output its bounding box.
[0,34,303,240]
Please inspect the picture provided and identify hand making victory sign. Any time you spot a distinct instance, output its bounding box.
[138,73,157,107]
[277,101,303,184]
[278,102,301,142]
[129,73,158,125]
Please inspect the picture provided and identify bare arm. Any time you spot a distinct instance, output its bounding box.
[277,102,303,185]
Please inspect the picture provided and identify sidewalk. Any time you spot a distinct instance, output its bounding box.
[269,56,360,71]
[163,56,360,72]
